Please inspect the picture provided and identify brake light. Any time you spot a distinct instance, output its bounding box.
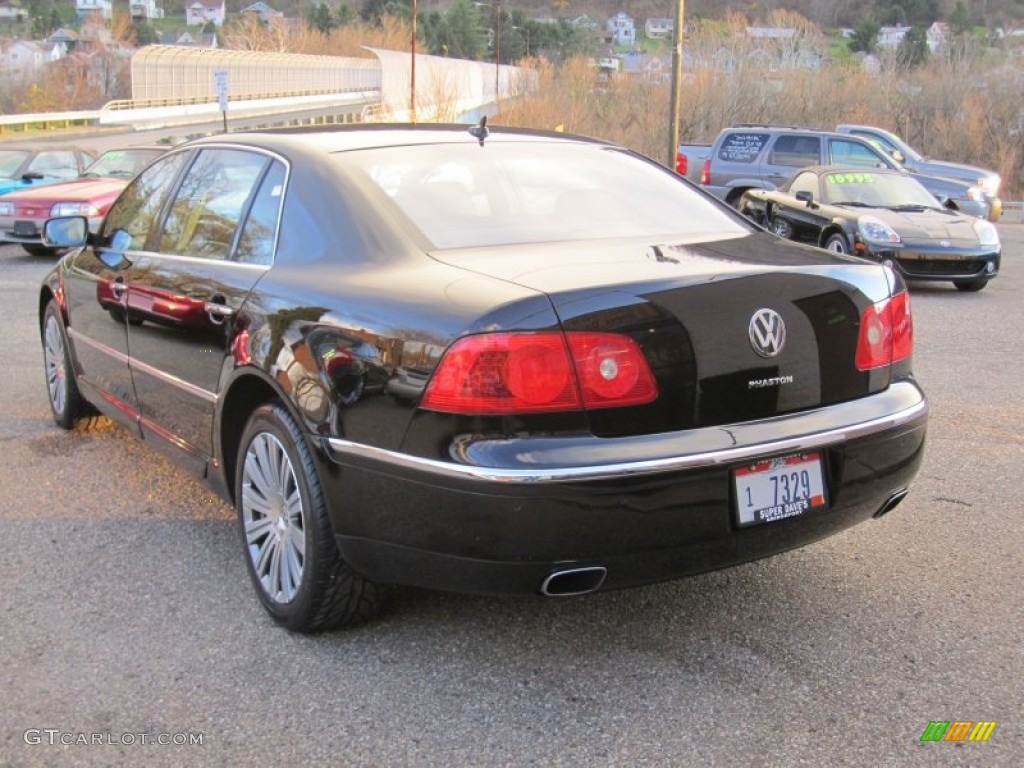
[700,159,711,186]
[421,331,657,414]
[855,291,913,370]
[676,152,687,175]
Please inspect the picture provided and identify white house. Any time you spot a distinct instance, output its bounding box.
[130,0,164,20]
[571,15,599,32]
[926,22,949,52]
[0,0,28,22]
[76,0,113,21]
[645,18,673,40]
[607,12,636,46]
[186,0,225,27]
[876,25,911,49]
[0,39,65,77]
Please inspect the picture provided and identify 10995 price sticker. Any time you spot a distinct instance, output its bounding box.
[734,452,827,527]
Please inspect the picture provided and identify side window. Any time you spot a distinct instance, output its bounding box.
[235,161,285,266]
[830,139,890,168]
[852,131,897,155]
[717,132,768,163]
[27,151,79,179]
[158,149,268,261]
[788,172,819,198]
[102,152,189,250]
[770,136,820,167]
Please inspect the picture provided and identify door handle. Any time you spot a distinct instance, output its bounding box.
[204,300,236,325]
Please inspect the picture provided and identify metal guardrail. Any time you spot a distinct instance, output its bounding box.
[0,110,102,135]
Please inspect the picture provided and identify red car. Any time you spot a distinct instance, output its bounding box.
[0,146,165,256]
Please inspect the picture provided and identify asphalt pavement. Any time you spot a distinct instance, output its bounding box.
[0,228,1021,767]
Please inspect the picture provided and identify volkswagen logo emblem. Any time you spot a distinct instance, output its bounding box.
[749,308,786,358]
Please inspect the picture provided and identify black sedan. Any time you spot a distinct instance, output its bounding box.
[38,126,927,632]
[739,166,1001,292]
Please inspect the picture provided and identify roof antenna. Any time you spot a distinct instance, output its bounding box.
[469,116,489,147]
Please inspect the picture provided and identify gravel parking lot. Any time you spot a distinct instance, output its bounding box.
[1,227,1021,767]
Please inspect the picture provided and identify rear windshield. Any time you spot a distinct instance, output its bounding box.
[340,142,748,249]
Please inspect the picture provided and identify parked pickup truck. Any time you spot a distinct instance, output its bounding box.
[836,124,1002,210]
[676,125,1000,221]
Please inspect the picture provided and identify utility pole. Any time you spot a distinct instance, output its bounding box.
[667,1,685,169]
[410,0,417,122]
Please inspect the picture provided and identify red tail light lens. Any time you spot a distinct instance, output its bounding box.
[676,152,688,176]
[701,159,711,186]
[567,333,657,407]
[421,331,658,414]
[855,291,913,371]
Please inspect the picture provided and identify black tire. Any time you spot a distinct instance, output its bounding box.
[824,233,851,254]
[953,279,988,292]
[236,402,380,632]
[23,244,59,257]
[41,300,95,430]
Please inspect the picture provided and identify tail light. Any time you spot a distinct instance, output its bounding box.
[855,291,913,371]
[421,331,657,414]
[700,159,711,186]
[676,152,688,176]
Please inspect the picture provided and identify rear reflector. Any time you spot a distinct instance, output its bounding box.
[421,331,658,414]
[855,291,913,371]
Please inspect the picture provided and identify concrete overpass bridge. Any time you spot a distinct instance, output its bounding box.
[0,44,531,135]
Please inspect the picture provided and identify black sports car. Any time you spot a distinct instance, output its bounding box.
[739,166,1001,292]
[39,125,927,632]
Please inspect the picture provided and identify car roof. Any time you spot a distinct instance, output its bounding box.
[727,125,875,141]
[182,123,615,157]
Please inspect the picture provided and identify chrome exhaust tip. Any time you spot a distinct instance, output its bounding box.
[540,566,607,597]
[873,488,909,518]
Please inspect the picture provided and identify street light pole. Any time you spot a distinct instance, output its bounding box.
[495,3,501,103]
[667,0,685,169]
[475,1,501,104]
[410,0,417,123]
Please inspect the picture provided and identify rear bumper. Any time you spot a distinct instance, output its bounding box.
[320,380,927,596]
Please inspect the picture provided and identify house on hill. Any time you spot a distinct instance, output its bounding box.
[186,0,225,27]
[607,12,636,46]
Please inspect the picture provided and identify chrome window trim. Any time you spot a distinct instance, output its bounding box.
[326,385,927,485]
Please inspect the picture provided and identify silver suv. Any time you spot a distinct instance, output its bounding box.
[692,125,994,220]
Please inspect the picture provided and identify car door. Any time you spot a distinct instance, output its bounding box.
[761,134,821,188]
[60,151,191,430]
[769,171,828,243]
[123,147,286,470]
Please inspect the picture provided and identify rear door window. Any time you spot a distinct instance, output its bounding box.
[769,136,821,168]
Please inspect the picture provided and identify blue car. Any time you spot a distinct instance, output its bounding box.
[0,146,96,196]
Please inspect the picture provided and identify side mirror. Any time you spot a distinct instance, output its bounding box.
[795,190,814,205]
[938,195,958,211]
[42,216,88,248]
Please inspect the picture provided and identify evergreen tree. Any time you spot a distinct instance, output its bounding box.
[897,27,929,69]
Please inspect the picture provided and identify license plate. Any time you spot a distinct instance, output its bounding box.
[734,452,827,527]
[13,220,37,237]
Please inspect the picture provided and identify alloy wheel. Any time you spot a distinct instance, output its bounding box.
[241,432,306,604]
[43,314,67,417]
